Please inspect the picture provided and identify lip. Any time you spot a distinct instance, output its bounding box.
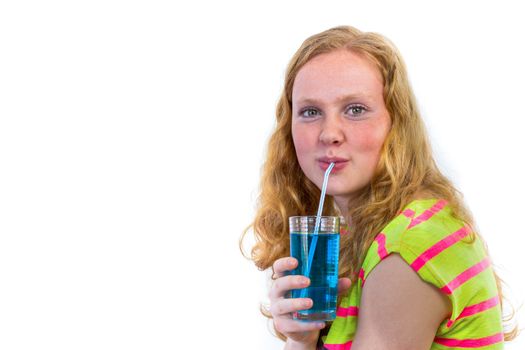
[318,158,349,172]
[318,156,349,163]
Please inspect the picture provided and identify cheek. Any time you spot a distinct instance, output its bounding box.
[292,124,316,158]
[351,125,388,154]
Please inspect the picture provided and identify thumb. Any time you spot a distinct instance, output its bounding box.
[337,277,352,295]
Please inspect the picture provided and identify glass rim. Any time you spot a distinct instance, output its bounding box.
[288,215,340,219]
[289,216,340,234]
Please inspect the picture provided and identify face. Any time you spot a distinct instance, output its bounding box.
[291,49,391,212]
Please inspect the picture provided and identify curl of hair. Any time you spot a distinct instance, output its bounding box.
[240,25,518,342]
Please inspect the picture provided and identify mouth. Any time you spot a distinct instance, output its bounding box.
[318,159,349,172]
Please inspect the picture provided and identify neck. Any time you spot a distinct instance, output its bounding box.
[332,194,361,229]
[333,194,355,216]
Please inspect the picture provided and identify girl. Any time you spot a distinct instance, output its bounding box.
[242,26,517,349]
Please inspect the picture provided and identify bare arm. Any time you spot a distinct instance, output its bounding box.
[352,254,451,350]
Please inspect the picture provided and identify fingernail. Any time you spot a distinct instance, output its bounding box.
[317,323,325,329]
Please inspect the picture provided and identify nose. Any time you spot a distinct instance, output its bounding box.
[319,115,345,145]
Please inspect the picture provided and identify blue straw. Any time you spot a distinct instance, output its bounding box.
[303,162,335,281]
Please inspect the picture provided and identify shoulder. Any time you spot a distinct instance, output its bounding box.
[360,198,462,281]
[395,199,491,298]
[377,198,476,270]
[352,253,450,350]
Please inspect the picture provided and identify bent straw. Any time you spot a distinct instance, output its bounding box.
[303,162,335,284]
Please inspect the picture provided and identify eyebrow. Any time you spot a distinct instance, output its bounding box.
[294,93,374,106]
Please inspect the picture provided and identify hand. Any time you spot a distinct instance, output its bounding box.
[269,257,352,347]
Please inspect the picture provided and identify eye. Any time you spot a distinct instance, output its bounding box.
[345,104,367,117]
[300,108,321,118]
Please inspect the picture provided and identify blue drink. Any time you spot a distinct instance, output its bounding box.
[288,216,340,322]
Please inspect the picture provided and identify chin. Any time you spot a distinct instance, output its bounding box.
[326,184,364,198]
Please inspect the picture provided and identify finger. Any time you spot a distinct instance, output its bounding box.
[337,277,352,295]
[270,298,312,317]
[272,257,298,278]
[273,317,325,335]
[269,275,310,300]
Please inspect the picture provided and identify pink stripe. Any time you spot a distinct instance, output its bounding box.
[411,226,470,272]
[446,296,500,327]
[441,258,491,295]
[434,333,503,348]
[324,341,353,350]
[359,268,366,287]
[375,233,388,260]
[402,208,415,218]
[336,306,359,317]
[358,268,365,281]
[408,199,447,229]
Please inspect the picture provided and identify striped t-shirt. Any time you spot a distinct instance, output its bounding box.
[321,199,504,349]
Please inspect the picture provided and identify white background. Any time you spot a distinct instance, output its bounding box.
[1,1,523,349]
